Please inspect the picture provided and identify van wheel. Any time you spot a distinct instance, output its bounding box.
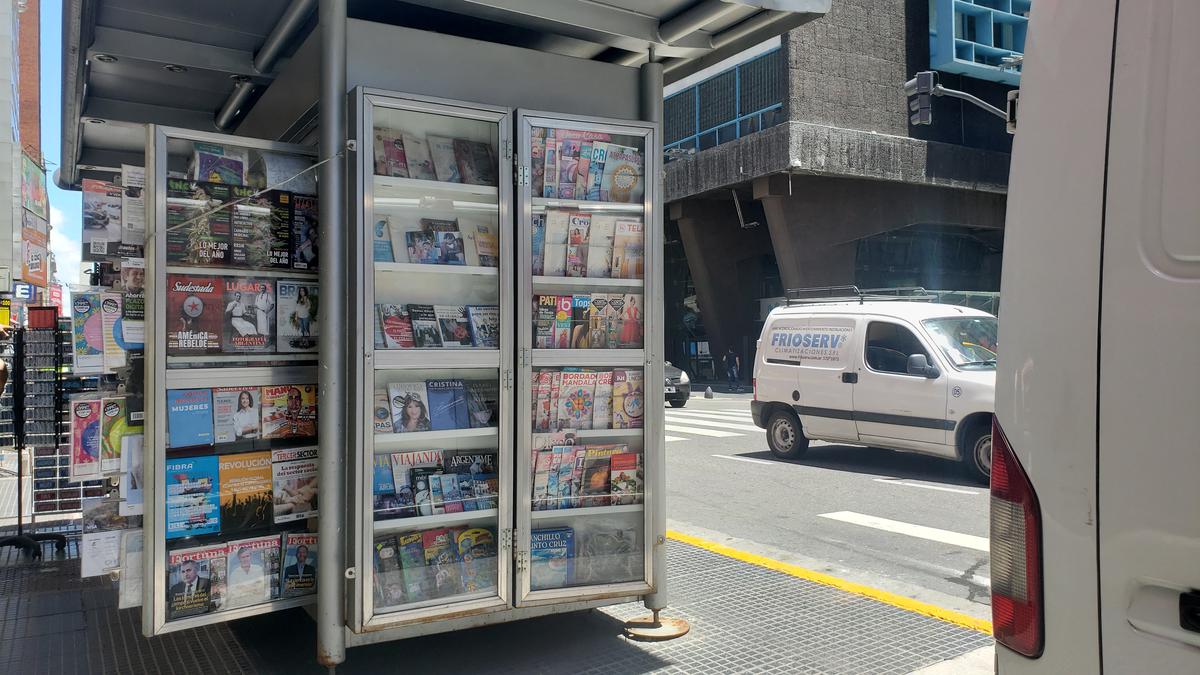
[767,410,809,459]
[962,425,992,484]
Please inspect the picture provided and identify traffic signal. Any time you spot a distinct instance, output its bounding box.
[903,71,938,126]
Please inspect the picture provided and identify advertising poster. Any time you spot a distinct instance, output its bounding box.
[71,291,105,374]
[82,178,123,261]
[20,153,48,220]
[20,210,49,287]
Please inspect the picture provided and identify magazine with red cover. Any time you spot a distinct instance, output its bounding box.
[377,304,415,348]
[166,274,223,354]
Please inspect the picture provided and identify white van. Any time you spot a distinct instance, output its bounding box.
[750,291,997,482]
[992,1,1200,672]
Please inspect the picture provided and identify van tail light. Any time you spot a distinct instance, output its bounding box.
[990,418,1044,657]
[752,378,757,401]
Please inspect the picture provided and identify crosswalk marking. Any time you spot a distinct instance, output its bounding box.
[873,478,980,496]
[665,435,687,442]
[664,424,739,438]
[712,454,773,465]
[818,511,989,552]
[663,415,764,433]
[668,410,754,421]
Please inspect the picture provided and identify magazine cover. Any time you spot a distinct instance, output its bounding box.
[611,219,644,277]
[165,179,232,265]
[100,397,128,474]
[388,449,442,517]
[610,452,642,505]
[588,294,609,349]
[533,371,553,431]
[568,212,591,246]
[396,532,432,602]
[611,369,645,429]
[373,535,406,606]
[439,474,465,513]
[373,390,394,433]
[556,140,581,199]
[556,448,577,508]
[455,139,497,186]
[222,277,274,352]
[277,280,319,352]
[566,244,587,278]
[100,292,125,371]
[466,305,499,348]
[291,194,319,270]
[558,371,598,430]
[580,446,621,506]
[422,218,466,265]
[70,399,102,480]
[530,527,574,590]
[224,535,282,609]
[403,133,438,181]
[544,451,563,510]
[261,384,318,439]
[193,142,247,184]
[575,142,593,197]
[405,230,439,264]
[272,446,318,523]
[383,132,409,178]
[71,292,104,374]
[422,528,463,596]
[534,295,558,349]
[457,528,497,592]
[435,305,474,348]
[531,212,546,275]
[553,296,573,349]
[387,381,431,432]
[372,216,394,262]
[530,126,547,194]
[166,274,223,354]
[281,532,318,598]
[600,144,644,203]
[550,371,563,430]
[542,129,557,198]
[229,187,291,269]
[463,220,499,267]
[165,455,220,539]
[166,544,225,619]
[586,142,610,200]
[575,525,641,585]
[592,371,614,429]
[445,450,497,509]
[81,178,123,260]
[372,127,392,175]
[411,467,444,517]
[212,387,261,443]
[378,304,415,348]
[426,379,469,431]
[605,295,625,347]
[407,304,443,348]
[428,135,461,183]
[218,450,272,535]
[570,295,592,349]
[465,380,499,429]
[373,455,404,520]
[620,293,644,348]
[166,389,213,448]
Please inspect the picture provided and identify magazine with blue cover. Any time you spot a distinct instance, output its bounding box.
[530,526,574,590]
[372,455,405,520]
[167,389,214,448]
[165,455,220,539]
[426,379,468,431]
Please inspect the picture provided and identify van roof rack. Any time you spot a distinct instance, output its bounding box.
[784,285,936,306]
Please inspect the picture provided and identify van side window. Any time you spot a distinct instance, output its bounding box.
[865,322,930,375]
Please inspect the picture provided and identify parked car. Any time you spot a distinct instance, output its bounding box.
[664,362,690,408]
[750,295,997,482]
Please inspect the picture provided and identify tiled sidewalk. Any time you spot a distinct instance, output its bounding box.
[0,527,991,674]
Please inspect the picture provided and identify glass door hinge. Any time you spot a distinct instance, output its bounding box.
[516,165,530,186]
[500,528,513,550]
[515,550,529,572]
[502,369,513,390]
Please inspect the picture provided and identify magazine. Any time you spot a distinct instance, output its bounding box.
[454,139,497,186]
[586,142,610,200]
[387,381,431,432]
[445,450,497,509]
[373,390,394,433]
[611,370,645,429]
[212,386,261,443]
[533,371,553,431]
[575,142,593,197]
[605,295,624,347]
[457,528,497,592]
[600,144,644,203]
[534,295,557,349]
[229,187,291,269]
[466,305,499,348]
[588,294,609,349]
[70,291,104,374]
[290,194,319,270]
[218,450,272,535]
[377,304,415,348]
[166,544,226,619]
[373,455,405,520]
[373,127,396,176]
[426,379,469,431]
[422,528,463,597]
[557,140,581,199]
[403,133,438,181]
[193,142,247,184]
[609,452,642,505]
[531,213,546,275]
[592,371,614,429]
[222,277,274,352]
[382,132,410,178]
[82,178,124,260]
[553,296,572,349]
[224,534,282,608]
[435,305,473,347]
[276,280,319,352]
[463,220,499,267]
[439,474,465,513]
[423,218,466,265]
[372,217,394,262]
[373,535,406,606]
[165,455,220,539]
[405,230,440,264]
[530,527,574,590]
[166,274,223,354]
[397,532,433,602]
[165,179,232,266]
[70,398,102,480]
[412,467,445,517]
[542,129,557,198]
[389,449,442,517]
[620,293,644,348]
[580,446,623,507]
[272,446,318,523]
[280,532,318,597]
[557,371,598,430]
[571,295,592,349]
[427,135,461,183]
[166,389,213,448]
[261,384,318,439]
[465,380,499,429]
[407,304,443,348]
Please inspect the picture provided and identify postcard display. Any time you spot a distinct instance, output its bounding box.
[143,128,322,635]
[349,90,660,636]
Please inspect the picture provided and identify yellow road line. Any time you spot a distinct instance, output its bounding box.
[666,529,994,635]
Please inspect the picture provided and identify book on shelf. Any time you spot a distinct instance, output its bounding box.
[609,452,642,505]
[600,144,644,204]
[531,212,546,275]
[224,535,282,609]
[375,128,407,178]
[530,127,547,196]
[405,230,440,265]
[611,370,645,429]
[464,380,499,429]
[373,455,405,520]
[575,525,641,585]
[426,379,469,431]
[166,543,226,620]
[165,455,221,540]
[389,449,442,518]
[466,305,499,348]
[534,295,557,349]
[473,474,498,510]
[372,217,395,262]
[218,450,272,535]
[530,527,574,590]
[165,179,232,266]
[222,277,274,353]
[166,275,224,355]
[167,388,213,448]
[261,384,318,439]
[462,220,499,268]
[403,133,438,181]
[213,386,261,443]
[457,528,497,592]
[426,219,466,265]
[373,535,406,607]
[373,390,394,433]
[228,186,291,269]
[291,193,319,271]
[280,532,317,598]
[412,467,445,516]
[542,129,558,198]
[570,294,592,349]
[276,280,319,353]
[435,305,474,348]
[407,304,443,348]
[387,381,431,432]
[553,296,572,349]
[377,304,415,349]
[272,446,318,523]
[193,142,248,185]
[592,371,614,429]
[427,135,461,183]
[455,139,497,186]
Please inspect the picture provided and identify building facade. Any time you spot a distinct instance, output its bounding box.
[663,0,1021,376]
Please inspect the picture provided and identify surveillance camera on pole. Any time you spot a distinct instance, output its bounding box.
[903,71,937,126]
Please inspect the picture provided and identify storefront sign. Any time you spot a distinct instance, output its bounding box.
[20,211,49,287]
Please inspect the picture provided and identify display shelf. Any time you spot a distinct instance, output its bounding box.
[531,276,643,294]
[373,427,498,449]
[374,175,499,201]
[530,504,643,521]
[373,508,499,534]
[167,354,317,367]
[531,197,643,213]
[160,595,316,635]
[373,350,499,370]
[569,428,643,440]
[531,349,644,368]
[375,262,498,277]
[165,265,319,279]
[159,365,317,388]
[375,589,498,615]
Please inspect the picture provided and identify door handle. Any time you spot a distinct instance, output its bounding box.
[841,372,858,384]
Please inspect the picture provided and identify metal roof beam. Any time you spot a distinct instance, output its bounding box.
[88,26,268,79]
[83,97,217,130]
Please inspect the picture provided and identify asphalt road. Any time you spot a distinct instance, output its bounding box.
[664,391,992,619]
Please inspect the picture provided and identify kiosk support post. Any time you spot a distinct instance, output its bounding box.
[316,0,348,667]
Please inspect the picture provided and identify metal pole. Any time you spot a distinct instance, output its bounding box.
[639,57,669,614]
[316,0,347,667]
[934,84,1008,120]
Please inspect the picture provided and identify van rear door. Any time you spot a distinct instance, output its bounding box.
[1096,3,1200,671]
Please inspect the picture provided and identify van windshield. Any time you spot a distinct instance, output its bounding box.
[922,317,998,369]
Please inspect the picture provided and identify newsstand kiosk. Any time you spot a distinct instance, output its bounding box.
[138,15,667,663]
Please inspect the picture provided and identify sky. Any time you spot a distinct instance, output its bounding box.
[40,0,84,289]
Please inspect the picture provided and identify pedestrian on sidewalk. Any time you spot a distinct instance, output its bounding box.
[0,325,9,393]
[724,345,741,393]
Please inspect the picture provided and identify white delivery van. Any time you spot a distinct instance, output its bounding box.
[992,0,1200,672]
[750,289,997,482]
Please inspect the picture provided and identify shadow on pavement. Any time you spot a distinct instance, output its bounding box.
[738,444,985,489]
